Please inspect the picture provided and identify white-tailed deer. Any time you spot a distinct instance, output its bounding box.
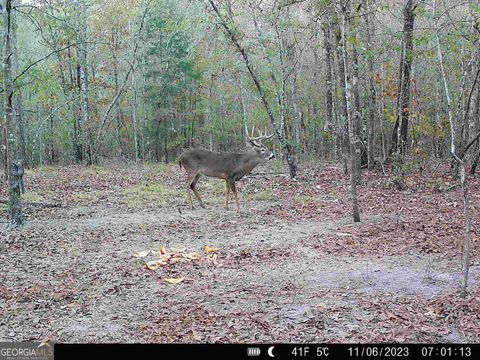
[179,127,275,212]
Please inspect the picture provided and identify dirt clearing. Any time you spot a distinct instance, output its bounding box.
[1,163,479,343]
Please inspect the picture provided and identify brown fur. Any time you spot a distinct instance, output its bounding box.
[178,145,274,211]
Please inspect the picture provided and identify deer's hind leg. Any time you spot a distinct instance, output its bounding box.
[190,173,205,209]
[185,170,201,209]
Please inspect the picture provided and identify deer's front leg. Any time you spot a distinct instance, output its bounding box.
[224,180,231,209]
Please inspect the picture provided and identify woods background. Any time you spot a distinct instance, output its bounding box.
[2,0,479,174]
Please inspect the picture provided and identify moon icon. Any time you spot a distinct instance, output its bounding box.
[268,346,275,358]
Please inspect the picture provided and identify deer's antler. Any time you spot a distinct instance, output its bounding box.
[247,126,274,144]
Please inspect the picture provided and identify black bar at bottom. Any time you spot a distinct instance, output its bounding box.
[55,343,479,360]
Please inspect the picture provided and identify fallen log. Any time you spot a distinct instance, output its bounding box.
[0,199,61,208]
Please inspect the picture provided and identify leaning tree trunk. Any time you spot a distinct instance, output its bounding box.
[208,0,297,178]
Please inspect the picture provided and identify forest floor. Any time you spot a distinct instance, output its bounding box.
[1,160,480,343]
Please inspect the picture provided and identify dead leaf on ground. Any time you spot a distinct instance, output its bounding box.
[163,276,186,284]
[144,260,167,270]
[207,253,218,265]
[205,246,221,254]
[385,311,399,320]
[183,252,201,260]
[133,250,151,258]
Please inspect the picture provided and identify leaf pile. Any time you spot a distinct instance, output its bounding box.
[134,246,220,272]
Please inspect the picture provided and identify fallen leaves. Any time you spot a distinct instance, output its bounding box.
[5,162,480,344]
[133,246,221,283]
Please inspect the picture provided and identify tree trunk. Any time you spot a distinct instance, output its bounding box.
[112,29,121,157]
[312,35,322,156]
[207,73,214,151]
[3,0,23,228]
[334,19,350,174]
[237,76,248,147]
[75,0,90,163]
[164,118,168,163]
[12,15,26,166]
[49,105,55,164]
[340,1,360,223]
[379,62,387,161]
[155,118,161,162]
[433,0,471,298]
[365,11,377,169]
[322,22,335,138]
[390,0,416,157]
[351,31,362,183]
[471,148,480,175]
[131,67,140,162]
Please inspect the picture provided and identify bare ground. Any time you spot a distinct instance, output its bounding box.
[0,162,479,343]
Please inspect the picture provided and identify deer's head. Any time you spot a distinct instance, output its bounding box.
[246,126,275,162]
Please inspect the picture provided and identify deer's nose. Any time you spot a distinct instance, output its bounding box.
[268,153,275,160]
